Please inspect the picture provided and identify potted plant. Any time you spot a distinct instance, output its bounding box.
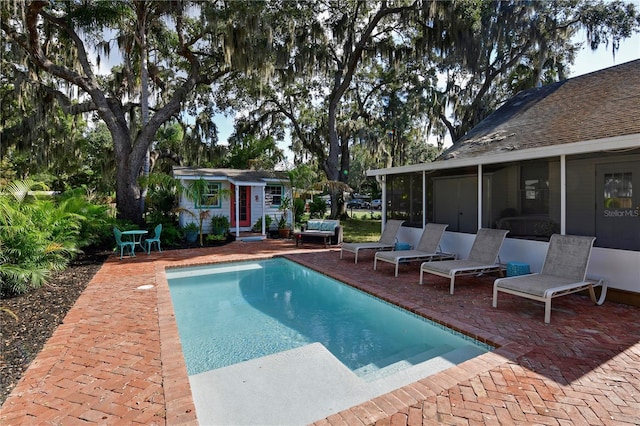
[278,195,292,238]
[182,222,199,243]
[277,215,291,238]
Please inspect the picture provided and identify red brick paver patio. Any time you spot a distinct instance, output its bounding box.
[1,239,639,425]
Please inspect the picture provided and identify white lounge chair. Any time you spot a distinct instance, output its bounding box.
[419,228,509,294]
[374,223,455,276]
[340,219,405,263]
[493,234,607,323]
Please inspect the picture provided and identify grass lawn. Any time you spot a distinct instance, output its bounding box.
[341,218,382,242]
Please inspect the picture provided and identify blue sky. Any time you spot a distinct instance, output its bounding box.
[571,30,639,77]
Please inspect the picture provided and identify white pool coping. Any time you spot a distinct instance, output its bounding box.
[189,342,486,425]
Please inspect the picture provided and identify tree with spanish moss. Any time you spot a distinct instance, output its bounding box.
[1,0,285,224]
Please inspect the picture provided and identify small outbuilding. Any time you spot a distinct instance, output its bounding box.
[173,167,292,239]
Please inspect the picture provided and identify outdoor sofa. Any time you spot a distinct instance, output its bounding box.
[296,219,343,248]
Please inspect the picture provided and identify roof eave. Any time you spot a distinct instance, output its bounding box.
[367,134,640,177]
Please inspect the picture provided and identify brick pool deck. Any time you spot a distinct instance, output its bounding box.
[1,239,639,425]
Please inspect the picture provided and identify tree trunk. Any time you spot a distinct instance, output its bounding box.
[326,98,342,219]
[111,127,144,225]
[138,4,150,215]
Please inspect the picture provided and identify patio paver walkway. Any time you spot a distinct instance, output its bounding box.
[1,239,639,425]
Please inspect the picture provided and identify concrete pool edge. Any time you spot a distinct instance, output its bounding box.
[156,252,530,425]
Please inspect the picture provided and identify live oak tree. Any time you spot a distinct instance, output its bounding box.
[224,1,433,218]
[3,0,638,224]
[1,0,281,223]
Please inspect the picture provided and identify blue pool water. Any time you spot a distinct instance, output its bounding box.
[167,258,491,379]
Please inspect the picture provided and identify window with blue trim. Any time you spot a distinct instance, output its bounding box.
[197,182,222,208]
[266,185,283,207]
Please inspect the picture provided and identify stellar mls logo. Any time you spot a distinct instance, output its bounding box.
[603,208,640,217]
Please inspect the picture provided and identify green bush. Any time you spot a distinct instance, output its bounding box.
[159,223,182,247]
[0,181,75,295]
[252,215,272,232]
[210,215,230,236]
[57,187,115,249]
[309,197,327,218]
[293,198,305,224]
[0,180,114,296]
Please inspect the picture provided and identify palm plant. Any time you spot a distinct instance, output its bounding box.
[178,178,230,246]
[56,187,114,249]
[0,180,87,295]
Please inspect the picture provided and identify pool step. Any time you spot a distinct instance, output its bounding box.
[355,344,485,382]
[354,344,454,378]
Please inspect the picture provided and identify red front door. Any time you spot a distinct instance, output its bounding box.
[230,185,252,227]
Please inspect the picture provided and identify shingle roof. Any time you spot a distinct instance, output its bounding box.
[438,59,640,161]
[172,167,289,183]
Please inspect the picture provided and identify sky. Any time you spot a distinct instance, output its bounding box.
[571,30,640,77]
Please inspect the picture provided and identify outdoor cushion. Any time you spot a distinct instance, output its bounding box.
[307,220,322,230]
[320,221,337,232]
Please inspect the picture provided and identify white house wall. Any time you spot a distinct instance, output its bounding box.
[177,177,292,234]
[249,189,282,232]
[178,182,233,234]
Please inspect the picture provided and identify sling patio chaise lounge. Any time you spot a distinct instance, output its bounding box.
[419,228,509,294]
[340,219,405,263]
[492,234,607,323]
[374,223,455,276]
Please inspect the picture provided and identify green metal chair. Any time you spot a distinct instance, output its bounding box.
[145,224,163,254]
[113,227,136,259]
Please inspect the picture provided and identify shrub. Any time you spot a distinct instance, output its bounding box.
[56,187,115,250]
[0,181,115,296]
[293,198,305,224]
[0,181,75,295]
[309,197,327,218]
[159,223,182,247]
[210,215,230,236]
[252,215,272,232]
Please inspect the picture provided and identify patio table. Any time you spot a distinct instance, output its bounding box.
[121,230,147,254]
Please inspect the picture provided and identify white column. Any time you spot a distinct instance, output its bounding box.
[235,185,240,237]
[423,171,427,226]
[477,164,483,230]
[560,155,566,235]
[380,175,387,231]
[261,186,266,237]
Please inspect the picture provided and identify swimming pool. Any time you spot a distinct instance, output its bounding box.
[167,258,492,381]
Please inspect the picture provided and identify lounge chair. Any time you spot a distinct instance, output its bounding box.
[340,219,405,263]
[374,223,455,276]
[492,234,607,323]
[419,228,509,294]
